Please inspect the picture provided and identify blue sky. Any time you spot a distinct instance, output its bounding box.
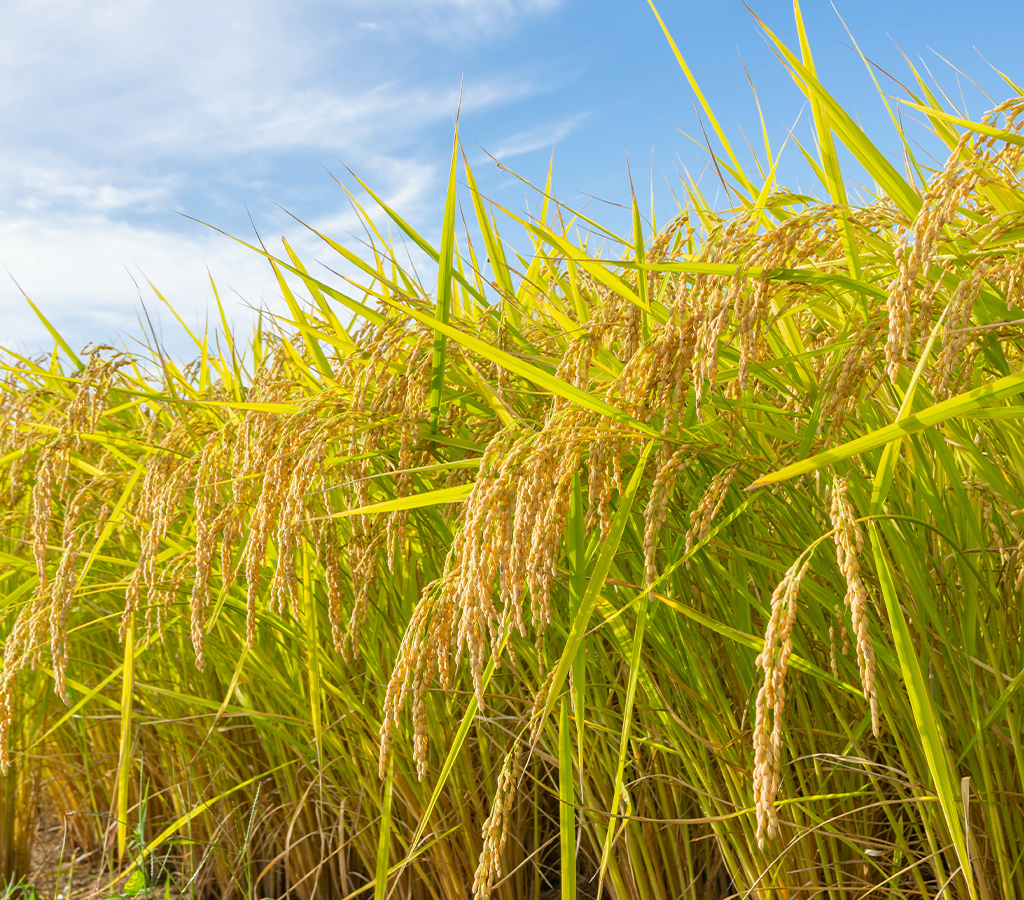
[3,0,1023,356]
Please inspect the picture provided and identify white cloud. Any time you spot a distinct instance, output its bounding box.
[5,160,179,214]
[0,0,564,353]
[340,0,562,43]
[0,0,555,157]
[0,0,552,168]
[0,215,277,357]
[0,154,445,356]
[157,79,538,159]
[490,112,589,160]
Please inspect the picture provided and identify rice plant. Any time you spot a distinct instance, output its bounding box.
[3,3,1024,898]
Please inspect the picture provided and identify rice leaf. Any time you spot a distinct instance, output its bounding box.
[22,294,84,369]
[597,585,650,882]
[539,442,654,726]
[103,761,298,894]
[527,223,648,312]
[328,484,473,519]
[379,298,664,438]
[647,1,756,196]
[116,612,136,861]
[558,699,577,900]
[567,475,587,770]
[792,0,861,281]
[871,524,977,900]
[375,758,395,900]
[753,10,922,218]
[429,128,460,433]
[900,101,1024,149]
[751,370,1024,487]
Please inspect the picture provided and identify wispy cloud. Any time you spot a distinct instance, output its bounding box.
[0,214,274,356]
[159,79,540,158]
[0,151,444,355]
[3,160,179,214]
[490,112,589,160]
[0,0,563,351]
[0,3,542,160]
[340,0,562,43]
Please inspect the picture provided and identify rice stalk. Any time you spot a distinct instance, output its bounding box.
[2,7,1024,898]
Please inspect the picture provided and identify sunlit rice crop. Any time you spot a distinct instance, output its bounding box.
[3,3,1024,899]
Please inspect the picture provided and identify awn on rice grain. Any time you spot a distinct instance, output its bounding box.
[4,15,1024,897]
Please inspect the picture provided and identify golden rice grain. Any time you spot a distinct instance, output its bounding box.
[829,476,878,737]
[753,558,810,846]
[471,739,523,900]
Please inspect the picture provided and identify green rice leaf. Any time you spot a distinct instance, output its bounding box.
[527,223,648,312]
[374,758,395,900]
[540,442,655,726]
[900,101,1024,149]
[871,524,977,900]
[430,128,460,433]
[380,298,664,438]
[462,156,515,299]
[792,0,861,280]
[116,611,135,861]
[102,760,298,894]
[21,294,84,369]
[647,1,756,197]
[753,10,922,218]
[328,484,473,519]
[558,699,577,900]
[870,306,949,514]
[751,370,1024,487]
[598,586,651,881]
[343,167,487,307]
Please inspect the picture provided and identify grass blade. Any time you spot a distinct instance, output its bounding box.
[751,370,1024,487]
[430,128,460,433]
[558,699,577,900]
[870,524,977,899]
[375,759,395,900]
[539,442,654,727]
[647,1,755,197]
[116,612,135,861]
[753,10,922,218]
[20,295,84,369]
[327,484,473,519]
[597,587,650,884]
[792,0,861,281]
[380,298,663,438]
[568,476,587,775]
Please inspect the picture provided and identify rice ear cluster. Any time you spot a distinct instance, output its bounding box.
[2,347,132,771]
[189,438,228,669]
[643,447,691,586]
[471,739,524,900]
[753,558,810,846]
[933,262,989,399]
[6,77,1024,896]
[49,488,92,702]
[684,467,736,559]
[125,428,190,641]
[828,476,878,737]
[0,613,32,774]
[820,322,883,441]
[968,479,1024,591]
[375,190,963,782]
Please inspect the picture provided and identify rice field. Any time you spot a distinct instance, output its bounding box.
[3,4,1024,898]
